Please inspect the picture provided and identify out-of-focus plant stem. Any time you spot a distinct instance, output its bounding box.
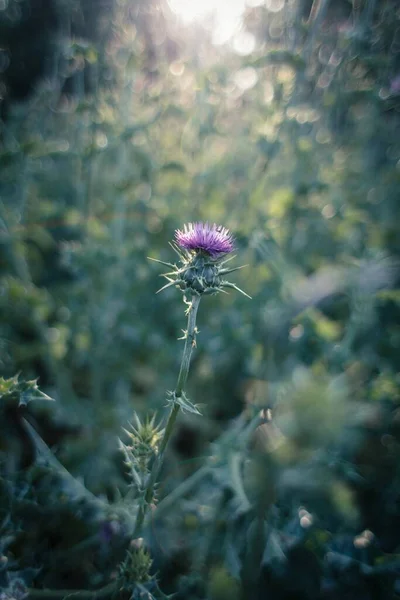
[27,580,118,600]
[133,294,201,538]
[0,202,56,382]
[154,411,265,521]
[154,463,210,520]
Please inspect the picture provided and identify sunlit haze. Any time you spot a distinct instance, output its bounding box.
[167,0,264,45]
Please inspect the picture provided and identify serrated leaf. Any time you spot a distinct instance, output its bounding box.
[0,375,54,407]
[19,383,54,407]
[0,374,19,397]
[21,419,104,507]
[166,391,202,415]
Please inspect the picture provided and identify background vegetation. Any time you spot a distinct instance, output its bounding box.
[0,0,399,598]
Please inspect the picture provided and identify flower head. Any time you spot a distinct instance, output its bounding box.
[175,222,234,257]
[148,223,250,299]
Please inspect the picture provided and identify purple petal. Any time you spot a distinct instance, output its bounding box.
[175,222,234,257]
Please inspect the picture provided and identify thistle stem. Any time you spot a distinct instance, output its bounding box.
[175,295,201,398]
[133,295,201,537]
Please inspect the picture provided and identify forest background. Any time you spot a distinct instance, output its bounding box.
[0,0,400,599]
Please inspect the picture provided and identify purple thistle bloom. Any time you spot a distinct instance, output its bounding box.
[175,222,234,257]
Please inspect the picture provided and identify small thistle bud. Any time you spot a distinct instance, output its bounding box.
[149,222,251,298]
[119,542,152,587]
[120,413,164,488]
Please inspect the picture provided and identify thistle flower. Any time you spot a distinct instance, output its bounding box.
[149,222,251,298]
[131,224,251,541]
[175,222,234,257]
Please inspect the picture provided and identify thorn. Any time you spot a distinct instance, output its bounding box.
[147,257,176,268]
[220,254,237,266]
[160,270,181,277]
[184,297,197,315]
[168,241,185,258]
[156,280,176,294]
[222,281,252,299]
[219,264,248,275]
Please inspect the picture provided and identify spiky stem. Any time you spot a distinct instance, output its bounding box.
[133,295,201,538]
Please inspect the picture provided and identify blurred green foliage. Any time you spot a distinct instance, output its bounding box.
[0,0,400,598]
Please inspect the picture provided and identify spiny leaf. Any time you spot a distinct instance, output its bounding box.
[19,383,54,407]
[166,391,202,415]
[0,375,54,407]
[22,419,104,506]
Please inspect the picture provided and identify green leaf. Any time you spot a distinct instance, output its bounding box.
[166,391,202,415]
[19,384,54,406]
[22,419,105,506]
[0,375,54,407]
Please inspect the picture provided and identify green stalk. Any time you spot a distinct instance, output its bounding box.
[133,294,201,537]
